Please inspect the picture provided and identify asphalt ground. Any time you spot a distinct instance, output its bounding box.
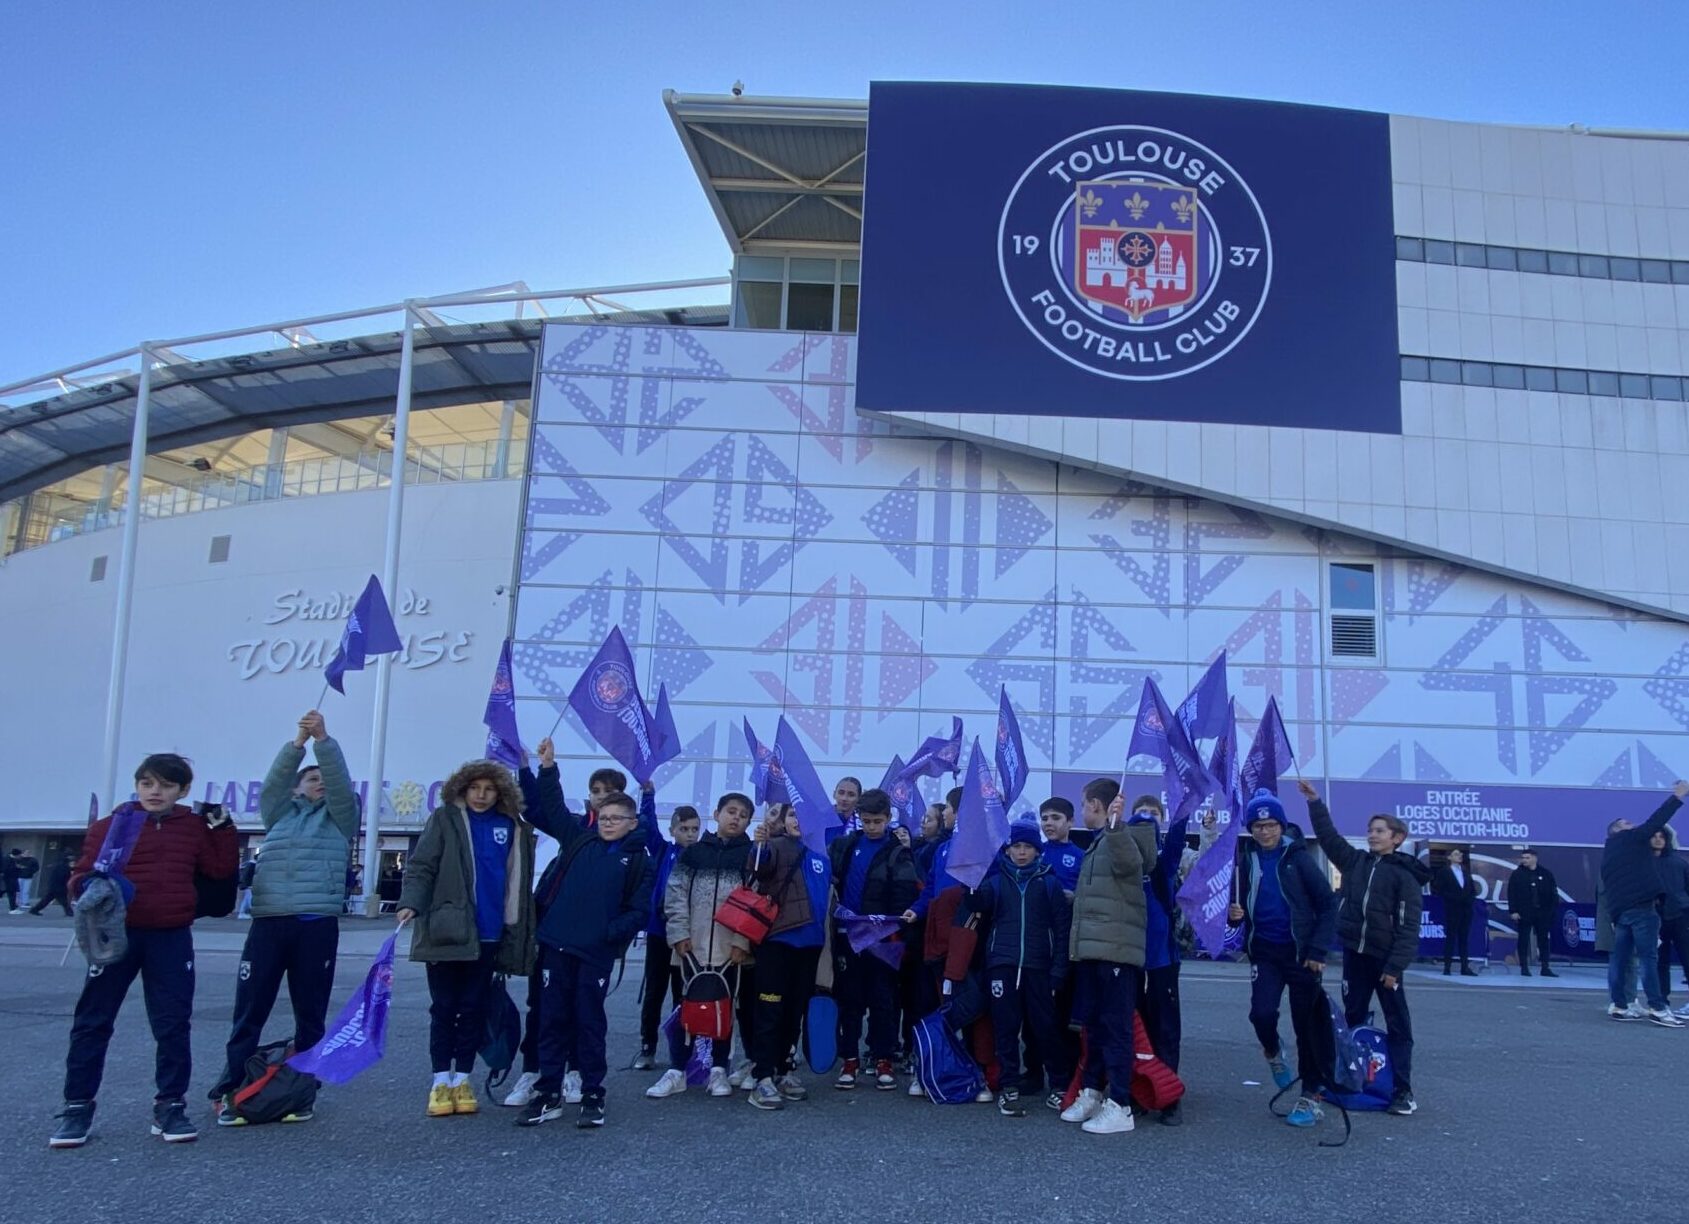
[2,916,1685,1223]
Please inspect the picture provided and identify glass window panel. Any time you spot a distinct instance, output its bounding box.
[1460,361,1493,386]
[1395,236,1425,261]
[1619,373,1650,398]
[1610,257,1641,281]
[840,260,860,285]
[1587,371,1620,396]
[838,283,859,333]
[1430,358,1461,384]
[1400,355,1431,381]
[734,281,783,330]
[1492,364,1526,390]
[789,257,837,284]
[1330,562,1377,611]
[1516,248,1549,274]
[1456,243,1487,267]
[1640,259,1671,284]
[737,255,785,280]
[1525,366,1557,391]
[1578,253,1610,278]
[1547,251,1579,276]
[1424,239,1456,265]
[1555,368,1589,394]
[1672,262,1689,285]
[1485,246,1518,271]
[1651,375,1683,402]
[785,281,836,331]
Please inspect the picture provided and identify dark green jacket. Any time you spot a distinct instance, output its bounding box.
[251,737,359,918]
[1069,822,1155,967]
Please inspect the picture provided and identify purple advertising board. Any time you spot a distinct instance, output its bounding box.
[1322,779,1672,847]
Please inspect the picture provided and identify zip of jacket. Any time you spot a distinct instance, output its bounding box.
[1356,857,1379,950]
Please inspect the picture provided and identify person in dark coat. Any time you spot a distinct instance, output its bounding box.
[1600,783,1686,1026]
[1432,848,1481,976]
[1505,849,1559,977]
[1650,827,1689,1017]
[29,851,75,916]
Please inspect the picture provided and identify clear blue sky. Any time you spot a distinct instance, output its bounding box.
[3,0,1686,380]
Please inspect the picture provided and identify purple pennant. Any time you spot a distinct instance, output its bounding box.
[898,717,965,782]
[946,738,1009,890]
[288,933,398,1083]
[994,686,1030,809]
[1177,699,1241,957]
[1175,652,1230,746]
[879,755,926,831]
[774,716,840,855]
[833,906,907,968]
[566,626,664,781]
[482,638,525,769]
[1240,695,1295,798]
[1128,677,1210,822]
[647,684,682,772]
[323,575,404,695]
[743,718,787,805]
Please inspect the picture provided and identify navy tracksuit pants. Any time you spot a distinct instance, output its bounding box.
[63,926,196,1103]
[987,966,1063,1095]
[213,915,339,1097]
[537,946,612,1102]
[1248,938,1327,1094]
[1077,959,1141,1107]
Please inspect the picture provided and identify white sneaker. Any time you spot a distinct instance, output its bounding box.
[562,1070,583,1104]
[1673,1003,1689,1018]
[728,1060,754,1089]
[974,1086,994,1104]
[908,1079,926,1097]
[707,1067,733,1097]
[1081,1097,1135,1135]
[645,1069,687,1099]
[501,1070,541,1108]
[1060,1087,1103,1123]
[1646,1007,1686,1028]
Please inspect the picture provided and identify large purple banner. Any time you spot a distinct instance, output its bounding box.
[1323,780,1669,847]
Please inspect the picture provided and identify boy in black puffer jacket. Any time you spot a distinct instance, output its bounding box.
[1300,779,1428,1117]
[963,820,1071,1116]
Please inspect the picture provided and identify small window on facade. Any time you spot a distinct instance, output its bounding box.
[90,556,107,582]
[1329,562,1379,660]
[838,283,860,333]
[734,281,782,330]
[1395,236,1425,261]
[1516,248,1549,274]
[1587,371,1620,397]
[1652,376,1684,402]
[1640,259,1671,284]
[1424,240,1456,265]
[1492,364,1526,390]
[1460,362,1493,387]
[1330,562,1377,611]
[1620,373,1650,399]
[209,535,231,563]
[1485,246,1518,271]
[1577,253,1610,279]
[1556,369,1590,395]
[1400,356,1431,381]
[1525,366,1557,392]
[1547,251,1579,276]
[1609,257,1641,282]
[1430,359,1461,384]
[785,282,836,331]
[1456,243,1487,267]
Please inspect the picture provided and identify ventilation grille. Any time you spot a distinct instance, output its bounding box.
[1330,614,1378,658]
[90,556,107,582]
[209,535,231,563]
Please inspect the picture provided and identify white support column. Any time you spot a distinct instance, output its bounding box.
[95,464,120,525]
[263,427,290,499]
[362,308,416,914]
[492,400,516,479]
[100,348,154,814]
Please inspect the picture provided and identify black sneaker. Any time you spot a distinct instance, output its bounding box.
[997,1090,1026,1118]
[151,1098,198,1143]
[49,1101,95,1149]
[516,1094,565,1127]
[1158,1099,1184,1126]
[576,1099,605,1129]
[1386,1090,1418,1116]
[1540,968,1558,978]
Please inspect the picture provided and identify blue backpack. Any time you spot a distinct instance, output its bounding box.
[912,1008,983,1104]
[1272,990,1367,1146]
[1324,1022,1393,1113]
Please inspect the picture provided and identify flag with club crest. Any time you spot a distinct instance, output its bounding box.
[880,755,926,831]
[647,684,682,772]
[1127,676,1210,822]
[946,738,1010,890]
[994,687,1030,809]
[481,639,525,769]
[743,718,787,806]
[288,932,398,1083]
[323,575,404,695]
[1175,652,1230,748]
[774,716,839,856]
[1177,699,1242,956]
[1240,695,1295,799]
[566,627,665,781]
[897,717,965,782]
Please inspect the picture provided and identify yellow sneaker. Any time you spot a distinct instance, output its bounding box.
[427,1083,455,1117]
[451,1079,479,1115]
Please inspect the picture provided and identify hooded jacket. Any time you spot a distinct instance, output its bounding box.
[965,849,1071,976]
[1655,829,1689,920]
[665,831,753,967]
[73,804,238,929]
[1069,821,1154,967]
[827,829,919,919]
[1307,798,1429,976]
[250,737,359,917]
[1601,796,1681,917]
[399,761,535,974]
[749,834,818,940]
[1237,824,1336,963]
[1128,813,1191,971]
[1506,864,1559,920]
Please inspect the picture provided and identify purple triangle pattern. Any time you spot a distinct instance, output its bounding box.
[1361,743,1404,780]
[965,589,1058,757]
[639,435,736,601]
[863,470,921,577]
[993,473,1053,578]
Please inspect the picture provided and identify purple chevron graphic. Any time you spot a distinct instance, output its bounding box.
[878,612,936,714]
[520,433,613,580]
[1360,742,1403,779]
[864,469,920,576]
[1643,642,1689,733]
[1183,506,1274,610]
[512,572,647,729]
[1065,591,1158,758]
[1419,595,1516,773]
[738,434,832,600]
[650,605,713,696]
[1593,740,1681,789]
[966,591,1058,757]
[1088,488,1172,615]
[1382,557,1464,624]
[640,435,735,597]
[994,473,1054,578]
[1519,596,1617,776]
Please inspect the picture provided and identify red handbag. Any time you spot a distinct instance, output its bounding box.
[715,886,778,945]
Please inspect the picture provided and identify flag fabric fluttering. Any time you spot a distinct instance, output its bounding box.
[945,738,1010,890]
[1127,677,1211,822]
[1174,652,1230,745]
[897,717,965,782]
[832,906,907,969]
[773,716,839,856]
[1240,695,1295,798]
[86,792,100,828]
[647,684,682,772]
[743,718,786,805]
[323,575,404,695]
[481,639,525,769]
[288,932,398,1083]
[880,755,926,831]
[994,687,1030,809]
[565,627,666,782]
[1176,699,1242,957]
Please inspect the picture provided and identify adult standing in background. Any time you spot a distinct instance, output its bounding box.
[28,851,75,916]
[1600,782,1686,1027]
[1433,849,1480,976]
[1506,850,1558,977]
[1651,828,1689,1017]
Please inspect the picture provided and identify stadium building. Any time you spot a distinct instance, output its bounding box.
[4,83,1688,938]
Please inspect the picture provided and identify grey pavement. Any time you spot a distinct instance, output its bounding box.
[2,915,1685,1222]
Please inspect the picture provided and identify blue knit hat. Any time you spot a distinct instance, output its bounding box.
[1244,788,1286,827]
[1008,819,1042,848]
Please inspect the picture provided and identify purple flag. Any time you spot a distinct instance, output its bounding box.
[659,1007,713,1085]
[1177,700,1241,957]
[647,684,682,772]
[1175,652,1230,745]
[743,718,786,805]
[323,575,404,694]
[566,626,664,781]
[880,755,926,831]
[288,932,397,1083]
[482,638,524,769]
[1240,695,1295,799]
[898,717,965,781]
[833,906,907,969]
[994,686,1030,809]
[87,791,99,828]
[1128,677,1210,822]
[947,738,1009,890]
[773,716,840,856]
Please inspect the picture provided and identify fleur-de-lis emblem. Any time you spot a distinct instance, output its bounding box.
[1170,194,1196,225]
[1078,188,1103,219]
[1124,190,1150,220]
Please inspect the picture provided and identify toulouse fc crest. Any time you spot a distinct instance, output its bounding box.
[998,125,1272,380]
[588,660,635,714]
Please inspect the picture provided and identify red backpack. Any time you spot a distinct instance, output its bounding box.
[1060,1013,1185,1112]
[680,958,734,1040]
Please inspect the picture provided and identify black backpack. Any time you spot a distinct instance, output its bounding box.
[229,1041,319,1124]
[480,976,523,1094]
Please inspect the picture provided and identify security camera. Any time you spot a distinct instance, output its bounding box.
[494,584,507,596]
[731,80,744,97]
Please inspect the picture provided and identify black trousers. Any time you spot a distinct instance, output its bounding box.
[750,940,821,1080]
[63,925,195,1103]
[212,915,339,1097]
[988,966,1062,1095]
[29,881,72,915]
[536,947,612,1101]
[519,963,544,1074]
[1139,962,1183,1073]
[1516,913,1553,970]
[425,944,498,1074]
[639,933,682,1053]
[1342,950,1413,1095]
[1248,939,1327,1093]
[1443,903,1474,970]
[836,944,899,1063]
[1658,913,1689,1002]
[1077,960,1141,1107]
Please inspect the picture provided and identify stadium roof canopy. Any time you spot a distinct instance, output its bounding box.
[664,91,868,253]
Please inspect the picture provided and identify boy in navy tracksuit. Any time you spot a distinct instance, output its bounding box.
[516,750,652,1129]
[634,802,700,1070]
[1127,793,1192,1125]
[963,820,1071,1117]
[1229,788,1337,1128]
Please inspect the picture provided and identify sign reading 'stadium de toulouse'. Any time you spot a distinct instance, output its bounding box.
[856,82,1401,433]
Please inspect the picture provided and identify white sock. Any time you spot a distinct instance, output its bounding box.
[449,1071,467,1087]
[432,1072,451,1088]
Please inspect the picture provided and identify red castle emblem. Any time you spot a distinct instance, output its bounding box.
[1074,179,1200,322]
